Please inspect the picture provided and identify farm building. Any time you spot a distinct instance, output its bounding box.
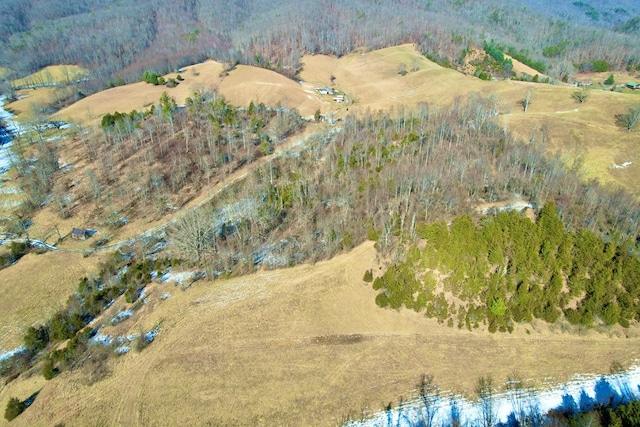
[626,82,639,90]
[71,228,90,240]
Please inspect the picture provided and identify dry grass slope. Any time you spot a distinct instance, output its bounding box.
[0,251,104,351]
[2,44,640,426]
[1,242,638,427]
[11,65,87,88]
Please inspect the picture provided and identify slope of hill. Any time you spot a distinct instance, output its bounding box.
[1,43,640,427]
[1,242,638,427]
[0,251,103,351]
[3,43,640,357]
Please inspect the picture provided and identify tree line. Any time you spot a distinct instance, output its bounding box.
[343,369,640,427]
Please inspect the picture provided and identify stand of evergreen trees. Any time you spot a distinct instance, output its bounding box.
[372,203,640,332]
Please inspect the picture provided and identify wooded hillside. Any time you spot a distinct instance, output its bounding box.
[1,0,640,94]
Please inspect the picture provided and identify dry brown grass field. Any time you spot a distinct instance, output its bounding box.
[5,87,62,121]
[2,44,640,426]
[1,242,638,427]
[11,65,87,88]
[0,251,104,351]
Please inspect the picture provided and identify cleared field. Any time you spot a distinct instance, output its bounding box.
[504,54,548,79]
[0,251,103,352]
[11,65,87,88]
[56,61,327,123]
[57,61,225,125]
[219,64,322,117]
[1,242,638,427]
[4,87,63,121]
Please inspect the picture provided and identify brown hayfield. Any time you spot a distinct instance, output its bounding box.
[2,241,639,427]
[57,61,226,125]
[505,54,549,79]
[6,87,63,121]
[11,65,87,88]
[0,251,103,351]
[218,65,323,117]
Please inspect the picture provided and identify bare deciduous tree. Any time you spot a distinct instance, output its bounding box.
[477,375,496,427]
[418,374,440,427]
[169,208,216,261]
[616,104,640,132]
[572,86,589,103]
[520,89,533,113]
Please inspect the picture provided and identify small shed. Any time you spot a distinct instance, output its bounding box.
[626,82,639,90]
[71,228,90,240]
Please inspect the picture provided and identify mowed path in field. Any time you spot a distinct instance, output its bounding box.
[5,242,639,427]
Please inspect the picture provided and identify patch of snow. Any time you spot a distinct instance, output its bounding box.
[146,240,167,255]
[160,270,203,285]
[110,309,133,324]
[480,201,534,215]
[143,327,159,343]
[91,333,113,346]
[344,365,640,427]
[116,334,136,344]
[160,292,171,300]
[0,346,27,362]
[115,345,130,354]
[0,199,20,208]
[0,184,19,194]
[612,161,632,169]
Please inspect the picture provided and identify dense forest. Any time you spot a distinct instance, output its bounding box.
[1,0,640,96]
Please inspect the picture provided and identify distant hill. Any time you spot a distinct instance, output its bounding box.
[523,0,640,27]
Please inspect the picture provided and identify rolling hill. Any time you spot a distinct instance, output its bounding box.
[1,43,640,426]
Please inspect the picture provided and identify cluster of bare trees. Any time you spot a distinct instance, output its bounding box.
[165,95,640,279]
[66,91,304,224]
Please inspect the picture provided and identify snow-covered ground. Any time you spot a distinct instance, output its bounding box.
[0,96,18,174]
[158,270,204,285]
[345,364,640,426]
[0,346,26,363]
